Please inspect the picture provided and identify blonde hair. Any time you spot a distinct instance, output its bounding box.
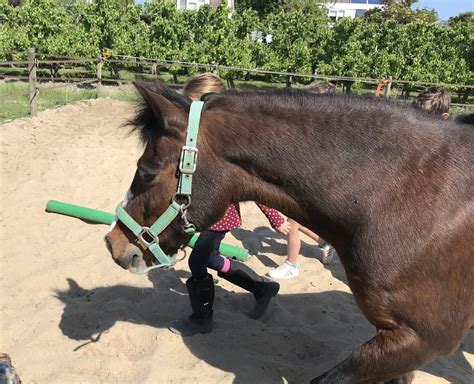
[182,73,226,100]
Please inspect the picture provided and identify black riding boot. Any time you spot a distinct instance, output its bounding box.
[168,274,214,336]
[218,262,279,319]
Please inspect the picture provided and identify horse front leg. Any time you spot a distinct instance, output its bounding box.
[310,326,431,384]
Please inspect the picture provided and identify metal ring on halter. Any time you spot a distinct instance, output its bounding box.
[175,195,192,212]
[137,227,159,248]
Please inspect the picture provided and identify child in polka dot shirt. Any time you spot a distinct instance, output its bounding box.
[209,203,285,231]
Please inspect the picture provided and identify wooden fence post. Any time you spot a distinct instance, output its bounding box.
[96,55,103,98]
[28,48,38,116]
[151,63,157,77]
[384,76,392,98]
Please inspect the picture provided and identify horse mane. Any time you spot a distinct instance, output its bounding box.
[454,112,474,126]
[204,88,411,115]
[130,83,461,147]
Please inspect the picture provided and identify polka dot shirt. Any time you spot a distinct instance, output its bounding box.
[209,203,285,231]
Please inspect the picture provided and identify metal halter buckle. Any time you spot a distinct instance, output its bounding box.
[179,146,198,174]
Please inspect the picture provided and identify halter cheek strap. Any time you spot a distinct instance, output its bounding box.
[115,100,204,274]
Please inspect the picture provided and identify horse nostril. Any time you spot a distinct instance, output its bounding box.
[132,255,141,268]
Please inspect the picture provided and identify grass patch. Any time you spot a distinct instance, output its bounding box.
[0,82,29,122]
[0,81,143,123]
[1,79,472,124]
[100,85,141,102]
[0,81,97,123]
[38,85,96,110]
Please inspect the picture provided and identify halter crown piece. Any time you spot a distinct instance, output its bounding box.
[115,101,204,274]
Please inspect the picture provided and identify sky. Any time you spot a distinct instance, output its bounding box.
[413,0,473,20]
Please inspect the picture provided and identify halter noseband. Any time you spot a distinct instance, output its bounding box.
[115,101,204,274]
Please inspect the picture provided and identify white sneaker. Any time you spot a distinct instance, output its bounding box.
[268,260,299,279]
[319,243,335,265]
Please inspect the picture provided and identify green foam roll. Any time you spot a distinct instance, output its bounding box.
[46,200,115,225]
[45,200,248,262]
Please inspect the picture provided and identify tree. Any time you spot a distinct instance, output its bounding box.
[317,18,379,92]
[447,12,473,102]
[448,12,474,27]
[235,0,279,18]
[262,4,329,81]
[364,1,436,24]
[280,0,327,14]
[236,0,327,19]
[186,4,255,86]
[382,0,419,6]
[0,0,97,62]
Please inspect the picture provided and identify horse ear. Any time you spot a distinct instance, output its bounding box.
[133,81,188,135]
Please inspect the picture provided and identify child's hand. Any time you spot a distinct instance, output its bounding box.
[275,220,291,235]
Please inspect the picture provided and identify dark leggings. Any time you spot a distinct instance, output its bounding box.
[188,230,228,280]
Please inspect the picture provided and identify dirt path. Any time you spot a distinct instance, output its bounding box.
[1,99,472,383]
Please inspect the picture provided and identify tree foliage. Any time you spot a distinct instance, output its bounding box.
[0,0,472,86]
[364,1,437,24]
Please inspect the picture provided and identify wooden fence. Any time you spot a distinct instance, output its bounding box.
[1,49,473,117]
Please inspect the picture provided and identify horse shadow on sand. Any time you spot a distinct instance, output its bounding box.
[231,227,348,285]
[55,270,472,384]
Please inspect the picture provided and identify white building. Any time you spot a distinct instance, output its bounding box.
[327,0,405,20]
[176,0,234,10]
[174,1,401,17]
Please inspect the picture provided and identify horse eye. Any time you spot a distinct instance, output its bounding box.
[142,172,156,183]
[138,167,157,183]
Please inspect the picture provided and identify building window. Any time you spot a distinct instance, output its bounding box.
[177,0,207,10]
[351,0,367,4]
[355,9,366,18]
[367,0,382,4]
[329,9,346,21]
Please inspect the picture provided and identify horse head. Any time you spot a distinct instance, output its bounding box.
[104,81,232,273]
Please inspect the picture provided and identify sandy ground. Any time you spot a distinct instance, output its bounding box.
[1,98,472,384]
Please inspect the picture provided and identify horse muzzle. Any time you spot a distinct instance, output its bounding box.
[105,235,146,273]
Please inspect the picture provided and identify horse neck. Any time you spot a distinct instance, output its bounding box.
[201,97,441,242]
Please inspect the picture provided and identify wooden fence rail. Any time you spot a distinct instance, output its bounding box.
[1,50,472,117]
[2,51,473,89]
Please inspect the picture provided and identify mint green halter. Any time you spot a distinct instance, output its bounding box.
[115,101,204,274]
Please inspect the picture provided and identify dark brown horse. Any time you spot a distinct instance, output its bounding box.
[105,81,473,383]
